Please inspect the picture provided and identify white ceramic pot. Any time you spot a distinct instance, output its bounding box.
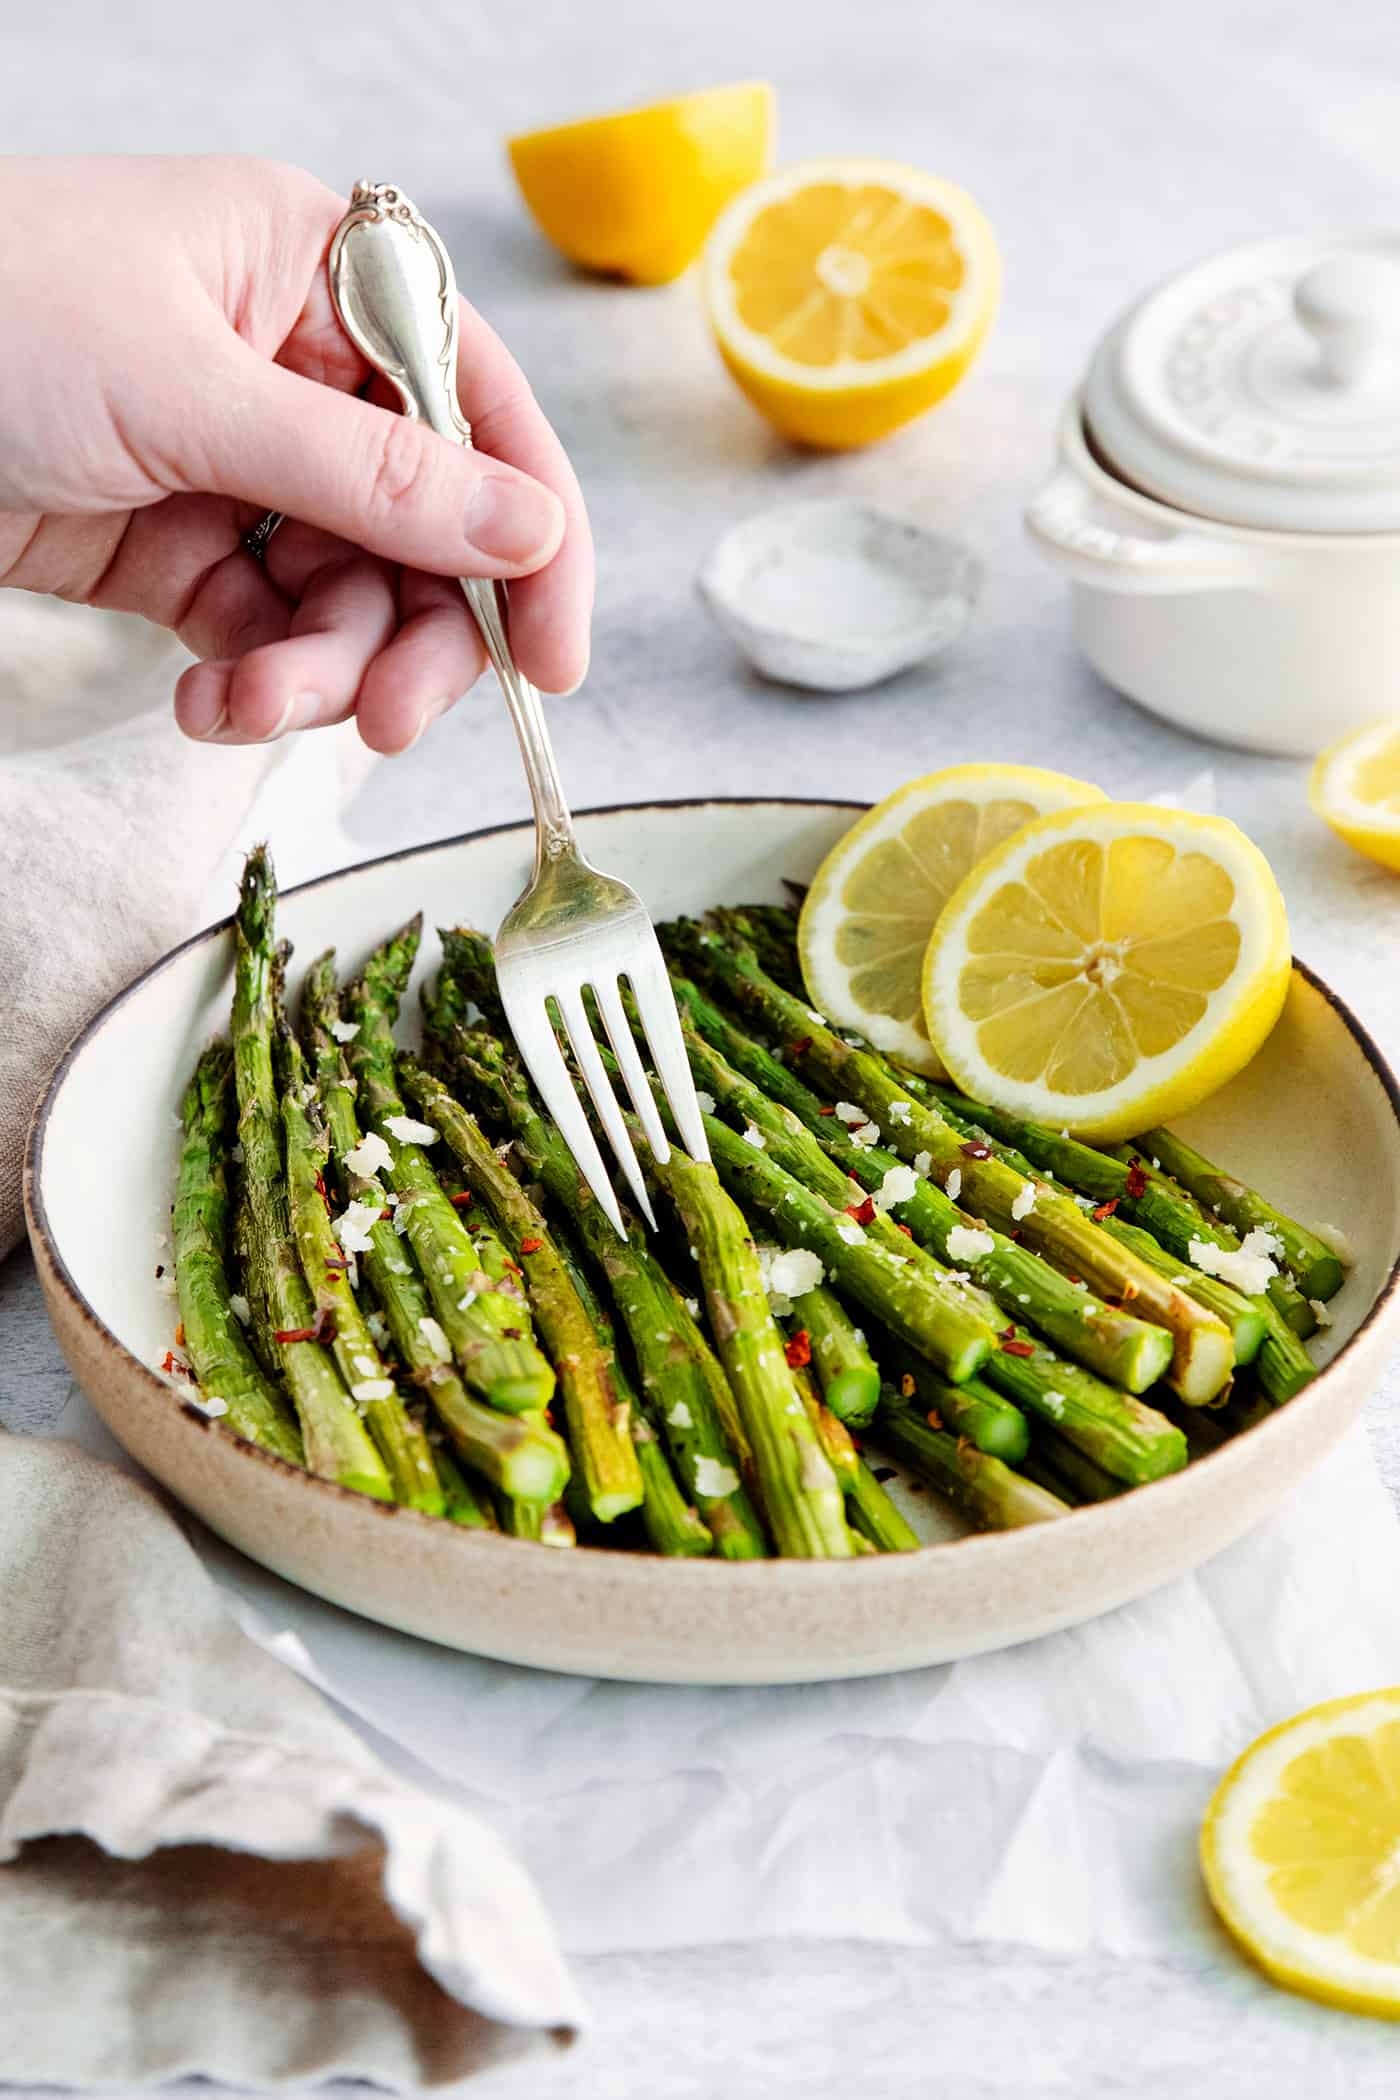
[1027,235,1400,757]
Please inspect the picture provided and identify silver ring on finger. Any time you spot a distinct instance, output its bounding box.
[241,510,286,564]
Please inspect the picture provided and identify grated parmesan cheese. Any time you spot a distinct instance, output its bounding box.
[1187,1233,1278,1297]
[344,1131,393,1179]
[418,1316,451,1361]
[946,1224,995,1262]
[1311,1221,1354,1265]
[351,1378,395,1403]
[329,1018,359,1043]
[385,1113,439,1146]
[874,1164,918,1213]
[1309,1297,1335,1329]
[756,1243,826,1313]
[888,1100,913,1125]
[334,1200,384,1255]
[667,1400,694,1429]
[913,1151,932,1177]
[693,1455,739,1498]
[742,1123,767,1150]
[946,1168,962,1202]
[1011,1182,1037,1222]
[694,1090,716,1115]
[835,1102,868,1125]
[228,1294,251,1325]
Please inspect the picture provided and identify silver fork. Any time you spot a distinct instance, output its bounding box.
[327,181,708,1234]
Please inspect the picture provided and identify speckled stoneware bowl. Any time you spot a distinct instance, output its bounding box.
[25,800,1400,1684]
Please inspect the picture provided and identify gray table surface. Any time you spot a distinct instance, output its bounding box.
[7,0,1400,2089]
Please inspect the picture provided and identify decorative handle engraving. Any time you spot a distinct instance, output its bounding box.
[328,183,576,868]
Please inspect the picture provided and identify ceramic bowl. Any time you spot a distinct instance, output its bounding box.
[697,499,980,692]
[25,800,1400,1684]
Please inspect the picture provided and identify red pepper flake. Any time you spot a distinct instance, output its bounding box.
[1092,1198,1119,1222]
[900,1373,917,1399]
[818,1105,836,1117]
[784,1329,812,1368]
[449,1190,474,1209]
[380,1207,394,1220]
[324,1255,349,1275]
[275,1307,338,1347]
[1000,1337,1036,1358]
[519,1236,543,1255]
[174,1322,185,1348]
[845,1195,877,1226]
[926,1408,944,1431]
[504,1260,523,1278]
[961,1140,992,1160]
[314,1170,330,1206]
[787,1036,813,1059]
[999,1323,1017,1341]
[894,1221,912,1238]
[1125,1159,1149,1200]
[504,1327,523,1341]
[1068,1274,1083,1287]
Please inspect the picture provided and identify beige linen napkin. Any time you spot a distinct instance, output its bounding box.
[0,594,358,1259]
[0,1433,582,2086]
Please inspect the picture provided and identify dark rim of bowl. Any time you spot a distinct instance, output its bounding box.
[24,795,1400,1558]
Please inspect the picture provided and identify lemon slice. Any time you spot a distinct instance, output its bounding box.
[703,158,999,448]
[507,83,774,286]
[798,765,1105,1076]
[1203,1690,1400,2018]
[1311,717,1400,872]
[922,803,1290,1138]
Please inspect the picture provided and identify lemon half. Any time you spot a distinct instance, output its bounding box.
[922,802,1290,1137]
[1204,1690,1400,2019]
[798,765,1105,1075]
[703,157,999,447]
[1311,717,1400,872]
[508,82,774,286]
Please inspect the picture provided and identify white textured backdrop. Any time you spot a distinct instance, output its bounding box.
[6,1,1400,2090]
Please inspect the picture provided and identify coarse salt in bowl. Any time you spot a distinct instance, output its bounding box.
[697,497,980,693]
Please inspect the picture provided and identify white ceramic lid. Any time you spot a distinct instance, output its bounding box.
[1084,233,1400,532]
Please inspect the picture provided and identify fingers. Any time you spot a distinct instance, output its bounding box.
[175,551,398,743]
[354,568,487,755]
[191,341,565,583]
[452,302,595,695]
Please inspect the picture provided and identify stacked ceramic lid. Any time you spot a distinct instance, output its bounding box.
[1082,234,1400,533]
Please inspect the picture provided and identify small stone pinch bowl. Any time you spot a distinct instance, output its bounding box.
[697,497,981,693]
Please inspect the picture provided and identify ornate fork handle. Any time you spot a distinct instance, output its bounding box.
[328,181,576,870]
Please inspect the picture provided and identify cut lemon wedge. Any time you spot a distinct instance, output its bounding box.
[1203,1690,1400,2018]
[508,83,774,286]
[703,158,999,448]
[797,765,1105,1076]
[922,803,1290,1137]
[1311,717,1400,872]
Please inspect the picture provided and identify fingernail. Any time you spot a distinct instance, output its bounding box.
[560,652,590,698]
[181,669,229,740]
[396,696,455,755]
[465,474,564,565]
[266,691,322,740]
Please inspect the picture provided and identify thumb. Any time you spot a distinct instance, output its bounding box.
[194,345,566,576]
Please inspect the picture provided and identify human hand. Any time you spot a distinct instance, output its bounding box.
[0,155,592,752]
